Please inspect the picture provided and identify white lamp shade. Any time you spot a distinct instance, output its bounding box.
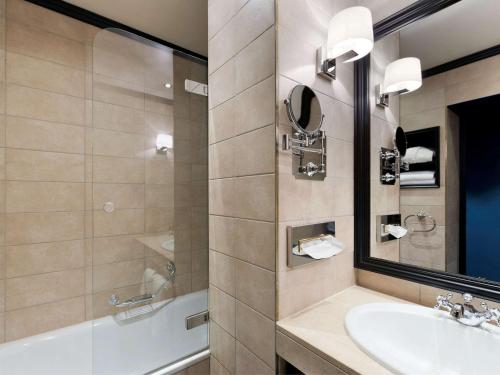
[156,133,173,150]
[327,6,374,62]
[383,57,422,94]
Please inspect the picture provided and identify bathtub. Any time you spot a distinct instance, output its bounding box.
[0,290,209,375]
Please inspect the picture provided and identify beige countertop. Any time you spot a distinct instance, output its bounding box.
[277,286,411,374]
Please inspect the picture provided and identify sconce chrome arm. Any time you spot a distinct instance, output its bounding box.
[376,84,409,107]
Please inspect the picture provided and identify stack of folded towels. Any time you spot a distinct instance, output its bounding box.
[401,146,436,186]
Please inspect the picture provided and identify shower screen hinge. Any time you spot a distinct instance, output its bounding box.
[186,310,209,330]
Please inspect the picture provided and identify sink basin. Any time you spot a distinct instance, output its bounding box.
[345,303,500,375]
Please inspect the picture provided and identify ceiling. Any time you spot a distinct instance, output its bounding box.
[64,0,208,57]
[399,0,500,70]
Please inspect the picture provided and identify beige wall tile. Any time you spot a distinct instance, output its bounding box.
[6,149,84,182]
[93,74,145,110]
[145,207,173,233]
[5,296,85,341]
[356,269,420,303]
[93,101,145,134]
[93,156,145,184]
[6,116,84,154]
[6,268,85,310]
[234,218,275,271]
[6,0,97,44]
[234,125,275,176]
[6,240,85,278]
[5,211,84,245]
[92,259,144,292]
[236,341,274,375]
[210,285,236,335]
[208,0,248,40]
[209,59,235,110]
[145,159,174,184]
[93,209,144,237]
[145,184,173,208]
[7,84,85,125]
[6,52,85,97]
[209,0,274,74]
[234,27,274,96]
[210,321,236,374]
[93,236,145,265]
[210,138,235,179]
[235,260,275,319]
[234,75,275,136]
[6,181,84,212]
[209,250,236,296]
[92,128,145,158]
[235,301,275,368]
[6,21,86,70]
[209,97,236,144]
[93,183,144,210]
[234,174,275,221]
[209,178,235,217]
[145,94,173,116]
[210,356,231,375]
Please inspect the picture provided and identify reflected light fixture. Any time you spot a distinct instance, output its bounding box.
[156,133,173,153]
[317,6,374,80]
[164,82,172,88]
[376,57,422,108]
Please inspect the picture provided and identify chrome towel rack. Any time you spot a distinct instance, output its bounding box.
[403,211,437,233]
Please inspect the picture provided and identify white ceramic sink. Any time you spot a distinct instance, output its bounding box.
[345,303,500,375]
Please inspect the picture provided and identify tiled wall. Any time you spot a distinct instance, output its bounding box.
[0,0,208,344]
[207,0,276,374]
[276,0,357,320]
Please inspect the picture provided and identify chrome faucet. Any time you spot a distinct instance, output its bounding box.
[435,293,500,327]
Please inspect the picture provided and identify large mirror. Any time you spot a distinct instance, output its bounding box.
[355,0,500,299]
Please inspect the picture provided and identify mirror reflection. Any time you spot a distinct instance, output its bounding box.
[369,0,500,283]
[286,84,323,135]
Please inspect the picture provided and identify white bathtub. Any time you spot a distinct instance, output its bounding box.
[0,290,209,375]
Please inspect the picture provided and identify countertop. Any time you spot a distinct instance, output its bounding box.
[277,286,410,374]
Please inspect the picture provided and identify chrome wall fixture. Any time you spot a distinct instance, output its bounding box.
[376,57,422,107]
[283,85,327,180]
[316,6,374,80]
[380,127,409,184]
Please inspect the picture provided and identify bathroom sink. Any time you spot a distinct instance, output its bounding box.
[345,303,500,375]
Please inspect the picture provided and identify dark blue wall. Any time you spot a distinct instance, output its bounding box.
[456,95,500,280]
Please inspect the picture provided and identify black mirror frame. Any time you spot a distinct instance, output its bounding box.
[354,0,500,301]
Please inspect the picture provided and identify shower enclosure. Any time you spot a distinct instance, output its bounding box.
[0,1,208,374]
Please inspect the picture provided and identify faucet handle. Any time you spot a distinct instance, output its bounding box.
[463,293,473,304]
[435,293,454,311]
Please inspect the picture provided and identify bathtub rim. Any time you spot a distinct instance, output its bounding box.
[144,348,210,375]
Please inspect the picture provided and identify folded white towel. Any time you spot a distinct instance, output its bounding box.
[400,171,435,181]
[292,234,345,260]
[401,178,436,186]
[402,147,435,164]
[384,225,408,239]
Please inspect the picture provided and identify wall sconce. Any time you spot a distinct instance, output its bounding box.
[316,6,374,80]
[376,57,422,108]
[156,133,173,153]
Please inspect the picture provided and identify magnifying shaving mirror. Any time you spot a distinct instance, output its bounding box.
[283,85,327,180]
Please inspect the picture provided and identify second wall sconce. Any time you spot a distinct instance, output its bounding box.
[316,6,374,80]
[376,57,422,107]
[156,133,173,153]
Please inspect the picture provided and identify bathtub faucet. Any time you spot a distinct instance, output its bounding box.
[108,261,176,308]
